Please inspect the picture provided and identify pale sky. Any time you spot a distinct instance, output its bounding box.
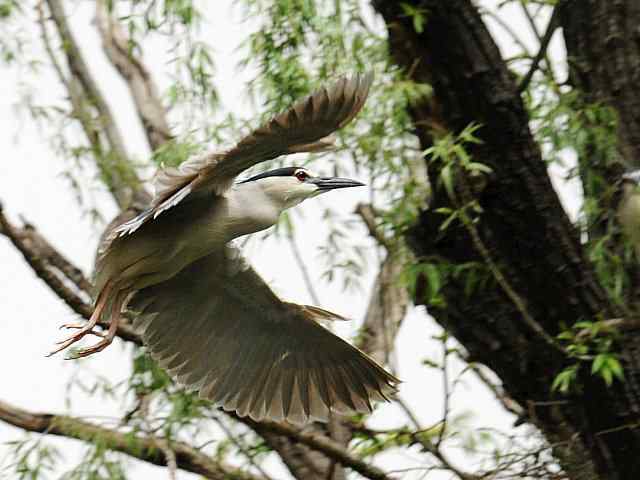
[0,1,577,478]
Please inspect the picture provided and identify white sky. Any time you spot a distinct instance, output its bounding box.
[0,1,579,478]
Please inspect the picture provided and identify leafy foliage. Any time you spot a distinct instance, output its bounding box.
[554,320,626,392]
[2,438,61,480]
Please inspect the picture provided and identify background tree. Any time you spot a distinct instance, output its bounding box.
[0,0,637,479]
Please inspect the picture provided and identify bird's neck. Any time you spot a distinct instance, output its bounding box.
[223,183,285,239]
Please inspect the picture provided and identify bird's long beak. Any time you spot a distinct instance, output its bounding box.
[310,177,366,192]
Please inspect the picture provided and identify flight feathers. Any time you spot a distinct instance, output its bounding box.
[113,72,373,238]
[129,249,399,424]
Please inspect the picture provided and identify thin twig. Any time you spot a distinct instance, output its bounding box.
[213,416,274,480]
[394,396,423,430]
[480,8,532,57]
[45,0,148,209]
[355,203,393,251]
[517,4,560,93]
[435,335,449,449]
[454,351,525,418]
[287,228,322,305]
[520,0,543,41]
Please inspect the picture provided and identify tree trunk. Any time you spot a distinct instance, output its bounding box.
[371,1,640,478]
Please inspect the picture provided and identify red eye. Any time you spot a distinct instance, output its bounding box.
[295,170,308,182]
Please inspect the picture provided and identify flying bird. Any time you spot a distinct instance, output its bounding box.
[49,73,399,424]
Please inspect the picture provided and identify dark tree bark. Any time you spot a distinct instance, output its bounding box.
[561,0,640,168]
[371,1,640,479]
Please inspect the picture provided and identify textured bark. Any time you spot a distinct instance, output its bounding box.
[356,203,409,366]
[238,417,392,480]
[95,1,173,152]
[561,0,640,168]
[371,1,640,479]
[45,0,149,210]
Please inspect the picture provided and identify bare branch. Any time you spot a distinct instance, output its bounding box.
[350,423,480,480]
[213,417,274,480]
[517,4,561,93]
[455,352,525,419]
[44,0,148,210]
[287,228,322,306]
[236,416,393,480]
[0,205,141,345]
[480,8,532,57]
[355,203,408,366]
[355,203,392,251]
[0,399,264,480]
[95,0,173,151]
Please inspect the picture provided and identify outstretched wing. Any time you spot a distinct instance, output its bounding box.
[128,247,398,424]
[116,72,373,236]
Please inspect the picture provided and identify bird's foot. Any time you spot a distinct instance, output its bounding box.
[47,324,96,357]
[47,281,121,359]
[65,310,121,359]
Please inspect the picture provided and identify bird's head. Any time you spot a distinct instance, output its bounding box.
[239,167,365,209]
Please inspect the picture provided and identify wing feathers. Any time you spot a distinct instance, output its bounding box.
[112,73,373,239]
[130,249,398,424]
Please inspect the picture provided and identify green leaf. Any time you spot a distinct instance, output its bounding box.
[467,162,493,174]
[608,356,625,381]
[592,353,607,373]
[552,365,577,393]
[441,163,455,198]
[423,263,441,298]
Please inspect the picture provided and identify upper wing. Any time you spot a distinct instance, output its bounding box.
[128,247,398,424]
[115,72,373,236]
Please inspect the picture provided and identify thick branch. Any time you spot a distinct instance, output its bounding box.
[355,204,408,366]
[95,1,172,151]
[237,416,392,480]
[370,1,621,478]
[0,399,262,480]
[0,206,140,345]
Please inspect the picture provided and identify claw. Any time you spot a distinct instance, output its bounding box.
[56,324,105,339]
[47,336,80,357]
[54,326,94,345]
[66,337,114,359]
[59,322,86,330]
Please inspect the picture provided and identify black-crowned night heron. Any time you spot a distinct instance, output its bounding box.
[619,170,640,255]
[49,73,399,423]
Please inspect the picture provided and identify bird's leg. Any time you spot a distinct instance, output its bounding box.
[69,290,126,359]
[46,281,113,357]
